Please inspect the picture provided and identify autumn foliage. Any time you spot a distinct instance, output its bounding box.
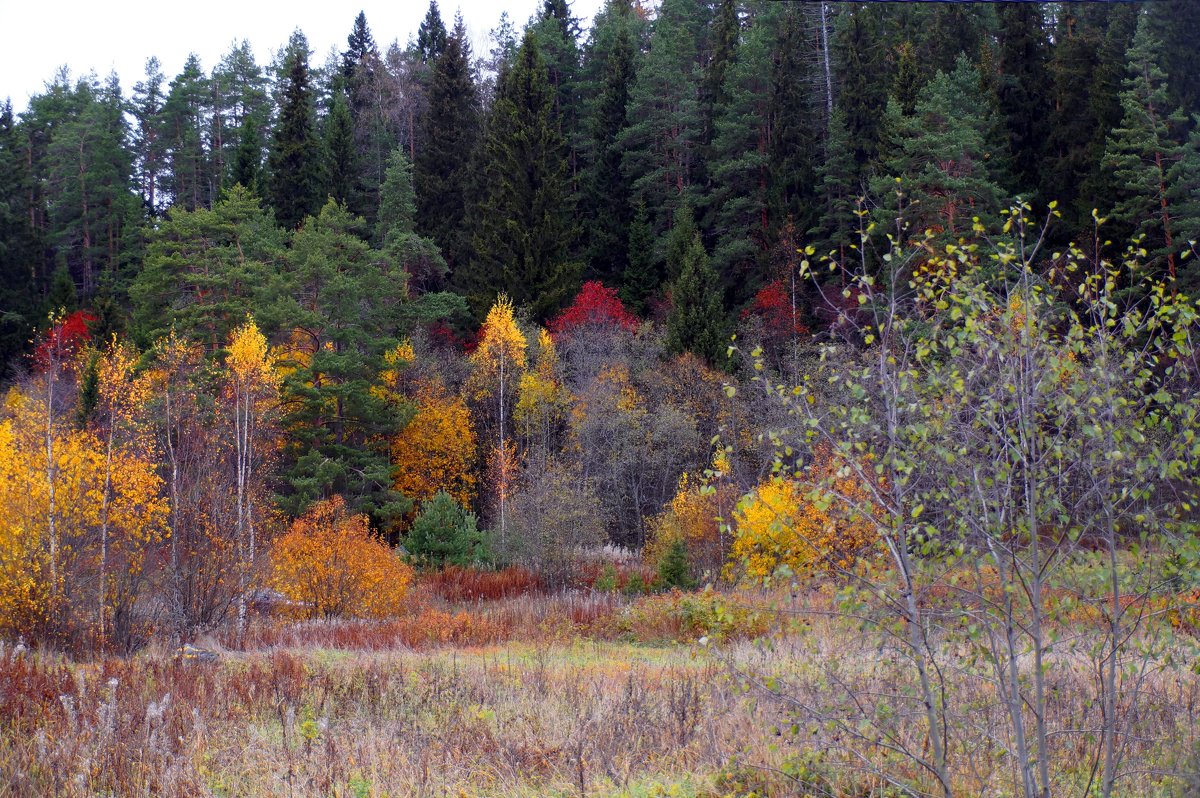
[731,445,878,580]
[271,496,413,619]
[392,381,477,520]
[548,281,639,340]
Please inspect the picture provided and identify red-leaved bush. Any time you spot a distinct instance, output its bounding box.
[549,281,638,340]
[32,310,97,372]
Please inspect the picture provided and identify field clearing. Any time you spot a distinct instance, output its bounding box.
[2,588,1199,798]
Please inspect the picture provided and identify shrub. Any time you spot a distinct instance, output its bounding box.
[656,537,696,591]
[271,497,413,619]
[406,490,488,568]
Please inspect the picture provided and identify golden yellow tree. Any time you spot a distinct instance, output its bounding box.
[469,295,527,546]
[392,381,477,524]
[0,387,166,644]
[226,318,281,643]
[515,329,567,462]
[271,496,413,619]
[731,445,877,580]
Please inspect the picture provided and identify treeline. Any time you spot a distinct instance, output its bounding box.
[2,0,1200,649]
[3,0,1200,365]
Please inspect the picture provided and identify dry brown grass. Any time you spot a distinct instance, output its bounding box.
[0,587,1196,798]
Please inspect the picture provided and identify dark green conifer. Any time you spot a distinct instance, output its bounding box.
[267,31,321,229]
[468,31,580,321]
[665,232,726,367]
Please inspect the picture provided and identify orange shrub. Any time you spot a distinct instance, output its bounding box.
[271,497,413,619]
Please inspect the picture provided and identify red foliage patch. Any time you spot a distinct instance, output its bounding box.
[549,281,638,340]
[32,310,97,372]
[742,280,808,341]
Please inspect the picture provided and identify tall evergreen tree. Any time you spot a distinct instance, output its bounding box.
[130,58,168,216]
[161,54,213,211]
[620,0,707,245]
[417,1,449,65]
[582,0,638,284]
[708,3,776,299]
[665,232,726,367]
[278,199,412,526]
[831,5,888,178]
[767,3,820,237]
[0,100,41,371]
[468,31,580,321]
[620,200,656,314]
[414,14,479,274]
[994,2,1051,197]
[379,148,448,292]
[1102,16,1196,283]
[872,56,1005,243]
[211,41,271,193]
[267,31,322,229]
[322,94,358,208]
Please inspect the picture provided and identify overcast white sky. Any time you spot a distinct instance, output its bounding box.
[1,0,607,113]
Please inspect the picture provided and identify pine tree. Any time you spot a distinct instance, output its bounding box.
[468,31,580,321]
[211,41,270,197]
[1102,16,1194,282]
[666,232,726,367]
[620,200,657,313]
[161,55,213,211]
[277,200,412,525]
[267,31,321,229]
[414,14,479,274]
[619,0,707,242]
[130,58,168,216]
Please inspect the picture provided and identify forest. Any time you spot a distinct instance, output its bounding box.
[2,1,1200,797]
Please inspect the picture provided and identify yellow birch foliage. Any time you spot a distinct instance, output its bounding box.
[515,329,566,443]
[732,446,877,580]
[469,295,527,401]
[271,496,413,619]
[0,389,166,637]
[227,319,279,389]
[392,381,477,515]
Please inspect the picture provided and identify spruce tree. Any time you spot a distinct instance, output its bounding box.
[322,94,358,209]
[708,3,776,299]
[417,1,449,65]
[230,116,262,192]
[414,14,479,274]
[379,148,448,291]
[211,41,270,197]
[267,31,321,229]
[663,201,699,283]
[619,0,707,242]
[665,232,726,367]
[583,0,638,284]
[0,100,41,370]
[406,490,486,568]
[767,3,820,237]
[995,2,1052,197]
[620,200,657,314]
[468,31,580,321]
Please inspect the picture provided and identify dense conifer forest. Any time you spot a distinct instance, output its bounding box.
[3,3,1200,796]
